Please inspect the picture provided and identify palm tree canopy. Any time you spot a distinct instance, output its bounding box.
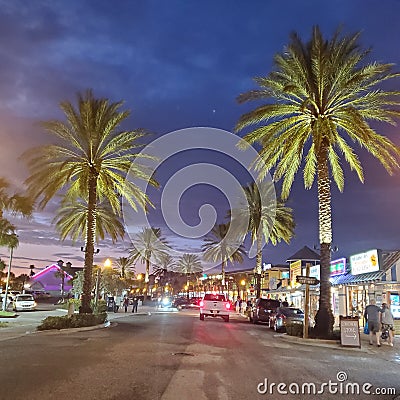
[129,227,168,265]
[115,257,136,278]
[24,89,157,214]
[174,253,202,275]
[53,198,125,243]
[232,181,295,247]
[202,223,245,265]
[153,253,176,275]
[0,177,33,218]
[236,26,400,199]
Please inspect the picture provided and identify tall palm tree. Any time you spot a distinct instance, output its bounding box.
[153,254,176,296]
[231,181,295,297]
[202,223,245,292]
[129,227,168,296]
[235,26,400,337]
[174,253,202,296]
[115,257,136,279]
[24,90,157,314]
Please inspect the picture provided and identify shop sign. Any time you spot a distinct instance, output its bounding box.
[304,259,345,281]
[350,249,380,275]
[309,265,320,280]
[296,276,319,285]
[290,260,302,287]
[340,317,361,348]
[330,258,346,276]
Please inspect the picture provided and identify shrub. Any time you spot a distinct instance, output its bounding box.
[285,322,303,337]
[37,312,107,331]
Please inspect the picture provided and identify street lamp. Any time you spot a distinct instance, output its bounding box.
[2,234,18,312]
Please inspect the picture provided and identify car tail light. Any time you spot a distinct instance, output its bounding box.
[199,301,204,308]
[281,314,286,319]
[225,303,231,310]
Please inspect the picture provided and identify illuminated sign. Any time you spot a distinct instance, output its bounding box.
[330,258,346,276]
[350,250,380,275]
[290,260,302,287]
[281,271,290,279]
[309,265,320,280]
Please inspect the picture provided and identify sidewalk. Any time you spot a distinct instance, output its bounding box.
[279,328,399,353]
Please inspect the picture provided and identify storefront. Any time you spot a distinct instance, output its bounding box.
[331,249,400,326]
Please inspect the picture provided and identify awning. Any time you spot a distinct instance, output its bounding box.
[331,270,385,286]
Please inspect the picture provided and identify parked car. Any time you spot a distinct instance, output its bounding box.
[269,307,309,332]
[249,298,281,325]
[12,294,37,311]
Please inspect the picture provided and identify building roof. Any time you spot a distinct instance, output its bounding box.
[286,246,320,262]
[331,270,385,286]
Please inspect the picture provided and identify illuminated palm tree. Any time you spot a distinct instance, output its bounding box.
[129,227,168,297]
[24,90,157,313]
[174,253,202,297]
[236,26,400,337]
[202,223,245,291]
[231,181,295,297]
[53,199,125,244]
[115,257,136,279]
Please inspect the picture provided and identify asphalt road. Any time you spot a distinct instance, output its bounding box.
[0,310,399,400]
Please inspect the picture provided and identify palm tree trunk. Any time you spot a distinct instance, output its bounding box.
[314,144,334,338]
[80,170,98,314]
[255,230,262,298]
[221,258,226,293]
[145,258,150,302]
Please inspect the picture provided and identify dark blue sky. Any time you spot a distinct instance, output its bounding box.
[1,0,400,274]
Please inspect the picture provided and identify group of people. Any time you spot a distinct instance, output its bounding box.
[364,299,395,347]
[234,297,249,314]
[123,296,139,313]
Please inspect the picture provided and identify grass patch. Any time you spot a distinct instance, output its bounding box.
[0,311,17,318]
[0,321,9,327]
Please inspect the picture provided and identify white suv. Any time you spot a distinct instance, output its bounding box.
[199,293,231,322]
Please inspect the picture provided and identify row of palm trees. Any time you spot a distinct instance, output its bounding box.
[1,26,399,338]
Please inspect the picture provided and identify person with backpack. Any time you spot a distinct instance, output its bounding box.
[364,299,382,347]
[381,303,395,347]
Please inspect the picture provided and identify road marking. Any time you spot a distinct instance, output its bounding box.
[161,370,207,400]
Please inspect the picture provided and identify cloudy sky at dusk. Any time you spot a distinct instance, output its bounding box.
[2,0,400,276]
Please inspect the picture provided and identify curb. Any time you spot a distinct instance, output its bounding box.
[278,334,372,353]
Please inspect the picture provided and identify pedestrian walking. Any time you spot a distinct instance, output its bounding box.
[241,299,247,314]
[132,297,138,313]
[381,303,395,347]
[123,296,129,313]
[235,296,241,313]
[364,299,382,347]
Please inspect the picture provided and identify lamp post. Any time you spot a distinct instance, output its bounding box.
[2,234,18,312]
[2,247,14,312]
